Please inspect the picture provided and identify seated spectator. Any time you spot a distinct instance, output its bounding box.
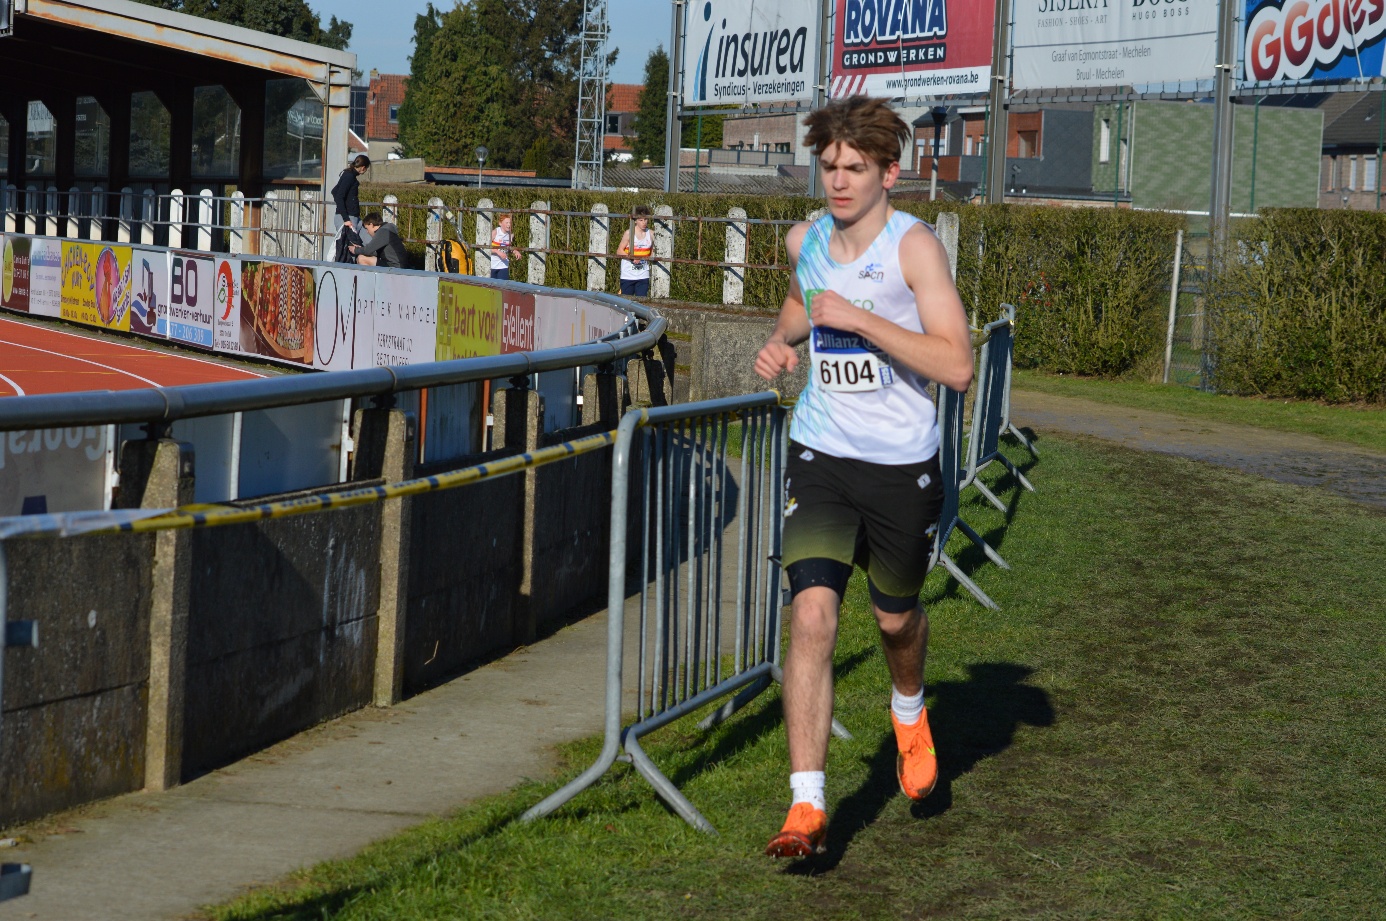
[352,213,407,269]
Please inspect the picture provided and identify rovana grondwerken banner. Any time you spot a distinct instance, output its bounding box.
[683,0,819,106]
[1243,0,1386,83]
[1012,0,1218,91]
[830,0,995,98]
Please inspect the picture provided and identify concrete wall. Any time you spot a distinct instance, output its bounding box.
[0,376,633,826]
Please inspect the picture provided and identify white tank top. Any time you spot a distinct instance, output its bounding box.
[789,210,939,464]
[620,228,653,281]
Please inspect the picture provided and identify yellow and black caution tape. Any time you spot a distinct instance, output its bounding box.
[0,430,616,541]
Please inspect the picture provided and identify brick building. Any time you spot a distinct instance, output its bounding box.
[365,70,408,161]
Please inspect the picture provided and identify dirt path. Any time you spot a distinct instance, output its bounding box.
[1009,390,1386,511]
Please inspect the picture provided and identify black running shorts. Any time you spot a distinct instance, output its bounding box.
[781,441,944,613]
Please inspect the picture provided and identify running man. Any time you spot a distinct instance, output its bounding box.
[754,96,974,858]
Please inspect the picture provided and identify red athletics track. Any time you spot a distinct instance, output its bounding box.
[0,316,265,397]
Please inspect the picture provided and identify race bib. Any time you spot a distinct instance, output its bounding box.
[810,326,894,392]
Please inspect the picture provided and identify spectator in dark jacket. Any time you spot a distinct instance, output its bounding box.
[331,155,370,237]
[352,213,407,268]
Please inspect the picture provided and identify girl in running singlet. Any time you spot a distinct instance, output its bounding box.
[490,213,521,280]
[618,205,653,297]
[790,209,941,465]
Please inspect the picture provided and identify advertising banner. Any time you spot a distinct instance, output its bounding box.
[61,242,132,331]
[533,293,577,350]
[28,238,62,318]
[213,256,243,355]
[436,279,502,360]
[830,0,994,98]
[131,248,170,338]
[0,426,111,516]
[312,265,375,371]
[1243,0,1386,83]
[1013,0,1219,90]
[500,289,537,354]
[371,272,439,367]
[238,260,318,366]
[684,0,819,106]
[1,235,30,313]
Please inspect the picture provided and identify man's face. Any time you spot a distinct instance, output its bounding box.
[500,217,513,232]
[820,142,899,224]
[364,222,381,234]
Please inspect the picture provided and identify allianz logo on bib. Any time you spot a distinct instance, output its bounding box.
[858,262,885,282]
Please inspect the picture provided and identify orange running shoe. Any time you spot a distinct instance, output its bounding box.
[892,709,938,800]
[764,802,828,857]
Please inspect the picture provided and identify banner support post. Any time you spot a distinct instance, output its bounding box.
[1209,0,1238,249]
[664,0,686,194]
[808,0,831,199]
[984,0,1011,204]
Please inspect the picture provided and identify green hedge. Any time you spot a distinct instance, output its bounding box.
[1207,209,1386,404]
[364,183,1183,377]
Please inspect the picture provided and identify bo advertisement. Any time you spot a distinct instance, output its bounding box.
[1012,0,1219,91]
[829,0,995,98]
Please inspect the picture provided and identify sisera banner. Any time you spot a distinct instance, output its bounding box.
[684,0,819,106]
[1243,0,1386,83]
[1013,0,1218,91]
[830,0,994,98]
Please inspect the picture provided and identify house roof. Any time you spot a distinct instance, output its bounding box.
[1319,90,1385,147]
[367,72,408,141]
[608,83,644,113]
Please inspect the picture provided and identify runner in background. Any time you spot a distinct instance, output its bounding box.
[617,205,654,297]
[489,213,523,281]
[753,96,974,858]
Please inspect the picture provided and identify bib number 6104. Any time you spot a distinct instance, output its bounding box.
[815,351,882,392]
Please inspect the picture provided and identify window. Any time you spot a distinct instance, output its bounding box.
[388,104,400,124]
[1119,138,1129,192]
[775,142,790,153]
[192,85,241,179]
[964,135,974,156]
[264,78,323,182]
[130,92,171,178]
[1099,118,1111,164]
[74,96,110,179]
[1366,156,1378,192]
[0,114,7,178]
[1018,130,1039,159]
[1349,156,1358,190]
[605,113,621,134]
[26,101,56,178]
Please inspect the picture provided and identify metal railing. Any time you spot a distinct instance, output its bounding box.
[522,392,847,834]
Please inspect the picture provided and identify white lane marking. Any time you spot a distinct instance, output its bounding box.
[0,317,264,381]
[0,372,26,396]
[0,339,162,387]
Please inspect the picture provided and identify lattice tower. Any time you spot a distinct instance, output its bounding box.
[573,0,609,189]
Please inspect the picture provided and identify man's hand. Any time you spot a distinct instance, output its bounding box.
[807,289,868,334]
[755,337,799,380]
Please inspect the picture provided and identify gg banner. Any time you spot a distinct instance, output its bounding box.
[1244,0,1386,83]
[1013,0,1218,90]
[684,0,819,106]
[830,0,994,98]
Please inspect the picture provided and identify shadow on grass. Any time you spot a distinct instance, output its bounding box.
[783,661,1054,875]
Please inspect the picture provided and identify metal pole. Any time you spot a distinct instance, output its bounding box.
[808,0,831,199]
[1113,101,1123,208]
[983,0,1011,204]
[1163,228,1185,385]
[1249,96,1262,213]
[694,114,702,194]
[930,120,941,201]
[1377,91,1384,211]
[663,0,686,193]
[1209,0,1239,248]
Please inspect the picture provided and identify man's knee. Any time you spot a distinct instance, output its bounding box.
[790,588,840,646]
[874,605,922,639]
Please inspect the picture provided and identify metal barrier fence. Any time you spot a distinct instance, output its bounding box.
[522,392,849,835]
[964,310,1036,514]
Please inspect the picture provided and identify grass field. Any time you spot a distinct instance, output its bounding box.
[213,433,1386,920]
[1012,370,1386,454]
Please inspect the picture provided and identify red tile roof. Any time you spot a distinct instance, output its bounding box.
[607,83,644,114]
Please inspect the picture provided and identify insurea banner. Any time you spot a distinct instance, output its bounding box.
[1012,0,1218,91]
[1244,0,1386,83]
[830,0,995,98]
[684,0,819,106]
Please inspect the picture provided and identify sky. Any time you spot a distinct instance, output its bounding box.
[324,0,669,85]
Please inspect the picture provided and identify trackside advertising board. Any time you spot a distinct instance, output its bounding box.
[1243,0,1386,83]
[830,0,994,98]
[684,0,819,106]
[1012,0,1218,90]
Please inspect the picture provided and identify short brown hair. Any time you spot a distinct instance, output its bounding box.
[803,97,911,171]
[362,212,383,227]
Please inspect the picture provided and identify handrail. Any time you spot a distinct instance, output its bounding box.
[0,299,665,432]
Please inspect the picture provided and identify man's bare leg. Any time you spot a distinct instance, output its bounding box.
[784,586,841,772]
[876,604,938,799]
[875,604,928,695]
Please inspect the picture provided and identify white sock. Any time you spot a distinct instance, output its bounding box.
[789,771,826,811]
[892,685,925,726]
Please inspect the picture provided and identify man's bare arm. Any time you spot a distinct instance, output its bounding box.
[805,225,973,392]
[755,223,812,380]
